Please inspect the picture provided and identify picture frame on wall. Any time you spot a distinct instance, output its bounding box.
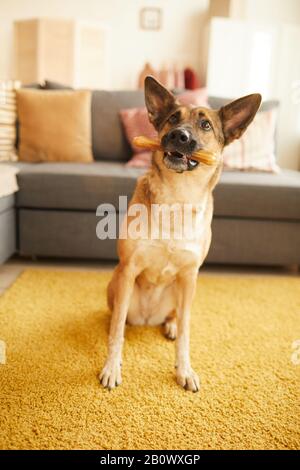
[140,7,162,31]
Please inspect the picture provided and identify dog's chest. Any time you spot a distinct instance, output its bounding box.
[139,242,198,286]
[134,197,210,285]
[139,224,206,285]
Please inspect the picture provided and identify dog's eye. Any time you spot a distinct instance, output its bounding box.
[168,113,179,125]
[199,119,211,131]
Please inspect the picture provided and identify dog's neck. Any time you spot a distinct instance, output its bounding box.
[147,151,222,207]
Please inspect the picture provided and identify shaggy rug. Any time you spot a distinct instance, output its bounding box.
[0,269,299,450]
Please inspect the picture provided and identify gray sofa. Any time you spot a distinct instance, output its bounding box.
[1,87,300,267]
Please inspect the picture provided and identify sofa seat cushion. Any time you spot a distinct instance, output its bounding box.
[214,169,300,220]
[15,162,300,221]
[16,162,144,211]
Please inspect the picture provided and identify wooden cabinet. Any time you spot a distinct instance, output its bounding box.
[14,18,110,88]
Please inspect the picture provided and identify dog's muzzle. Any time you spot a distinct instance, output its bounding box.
[161,128,200,172]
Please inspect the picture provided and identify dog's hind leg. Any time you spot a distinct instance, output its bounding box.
[163,310,177,340]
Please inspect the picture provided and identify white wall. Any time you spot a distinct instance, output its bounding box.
[243,0,300,25]
[239,0,300,169]
[0,0,209,89]
[206,0,300,170]
[207,17,300,170]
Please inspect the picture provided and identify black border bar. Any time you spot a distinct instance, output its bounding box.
[0,450,299,465]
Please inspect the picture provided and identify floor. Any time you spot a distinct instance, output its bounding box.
[0,256,298,295]
[1,260,299,449]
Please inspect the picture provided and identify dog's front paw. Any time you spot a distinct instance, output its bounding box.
[176,367,200,392]
[99,359,122,390]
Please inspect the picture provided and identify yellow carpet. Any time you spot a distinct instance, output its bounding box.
[0,269,299,450]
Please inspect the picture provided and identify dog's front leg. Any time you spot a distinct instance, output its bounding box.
[176,268,200,392]
[100,264,138,390]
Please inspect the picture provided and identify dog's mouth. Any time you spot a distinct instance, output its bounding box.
[163,151,199,172]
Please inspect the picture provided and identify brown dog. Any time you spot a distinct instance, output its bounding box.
[100,76,261,392]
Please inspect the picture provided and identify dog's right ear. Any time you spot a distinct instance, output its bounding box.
[219,94,262,146]
[144,76,179,130]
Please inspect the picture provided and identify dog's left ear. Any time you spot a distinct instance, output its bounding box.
[144,76,179,130]
[219,94,262,146]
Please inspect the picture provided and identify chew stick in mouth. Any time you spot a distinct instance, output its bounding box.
[133,136,218,166]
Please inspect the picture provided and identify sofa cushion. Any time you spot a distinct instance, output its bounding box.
[44,82,145,162]
[16,162,144,211]
[17,89,93,163]
[45,81,183,163]
[15,162,300,221]
[91,90,145,162]
[19,210,300,264]
[214,169,300,220]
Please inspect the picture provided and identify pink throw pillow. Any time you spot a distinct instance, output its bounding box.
[120,108,157,155]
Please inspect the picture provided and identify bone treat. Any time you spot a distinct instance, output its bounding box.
[132,136,218,165]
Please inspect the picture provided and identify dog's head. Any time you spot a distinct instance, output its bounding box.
[145,76,261,173]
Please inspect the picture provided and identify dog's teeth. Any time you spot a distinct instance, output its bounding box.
[188,159,198,168]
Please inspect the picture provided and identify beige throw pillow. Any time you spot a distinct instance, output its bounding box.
[17,89,93,163]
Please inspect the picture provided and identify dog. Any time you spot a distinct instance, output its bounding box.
[100,76,261,392]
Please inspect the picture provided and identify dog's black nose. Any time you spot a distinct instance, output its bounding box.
[162,127,197,154]
[168,128,191,145]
